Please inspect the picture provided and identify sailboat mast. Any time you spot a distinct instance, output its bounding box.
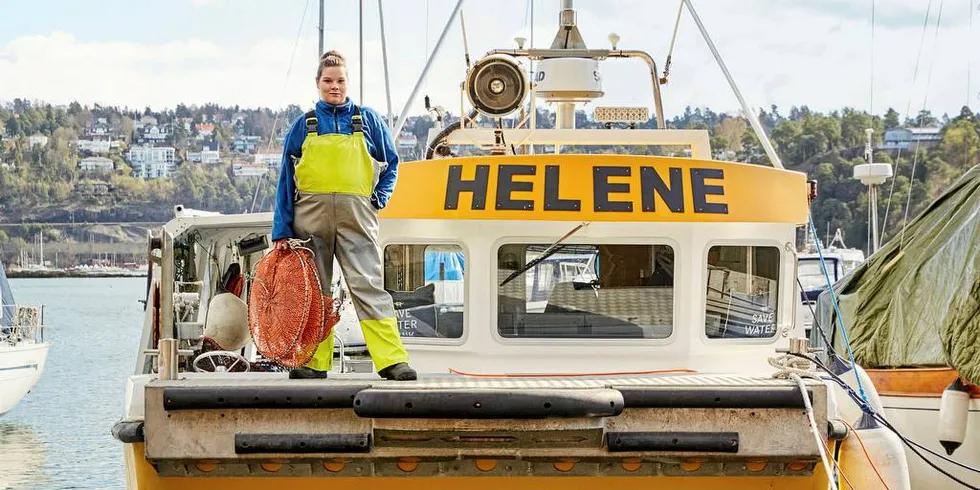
[359,0,365,102]
[318,0,324,57]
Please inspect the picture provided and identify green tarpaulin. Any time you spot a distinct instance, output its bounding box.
[813,165,980,385]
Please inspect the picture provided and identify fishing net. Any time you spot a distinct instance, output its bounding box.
[248,240,338,368]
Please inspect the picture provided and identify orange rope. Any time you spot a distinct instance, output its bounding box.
[821,437,856,490]
[447,368,697,378]
[841,419,894,490]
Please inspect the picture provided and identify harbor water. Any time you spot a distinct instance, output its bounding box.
[1,277,144,490]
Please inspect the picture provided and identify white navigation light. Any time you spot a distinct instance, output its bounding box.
[593,106,649,124]
[466,54,527,117]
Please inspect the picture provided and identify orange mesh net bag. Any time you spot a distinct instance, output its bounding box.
[249,241,339,368]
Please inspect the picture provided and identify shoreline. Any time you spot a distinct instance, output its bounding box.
[6,270,147,279]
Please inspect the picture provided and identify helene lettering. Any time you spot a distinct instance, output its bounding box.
[444,164,728,214]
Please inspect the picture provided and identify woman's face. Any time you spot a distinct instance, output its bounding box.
[317,66,347,105]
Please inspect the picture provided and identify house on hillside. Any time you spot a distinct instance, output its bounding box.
[232,135,261,153]
[28,134,49,147]
[128,146,176,179]
[878,127,943,151]
[79,156,115,173]
[138,125,169,144]
[233,163,269,178]
[254,152,282,167]
[196,123,215,139]
[187,141,221,164]
[75,139,112,154]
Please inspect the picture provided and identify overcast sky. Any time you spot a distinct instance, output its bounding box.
[0,0,977,121]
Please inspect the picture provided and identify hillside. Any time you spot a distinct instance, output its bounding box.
[1,99,978,262]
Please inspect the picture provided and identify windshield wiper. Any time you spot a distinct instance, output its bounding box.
[499,222,590,287]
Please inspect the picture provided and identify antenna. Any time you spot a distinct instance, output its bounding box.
[853,128,892,254]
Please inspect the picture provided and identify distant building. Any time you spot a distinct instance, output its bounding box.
[187,142,221,165]
[28,134,49,147]
[196,123,215,138]
[75,182,111,195]
[233,163,269,178]
[76,139,112,154]
[139,125,168,144]
[254,152,281,167]
[879,127,943,151]
[79,156,115,173]
[232,135,261,153]
[128,146,176,179]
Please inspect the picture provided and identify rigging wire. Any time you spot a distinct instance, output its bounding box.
[900,0,945,251]
[881,0,934,236]
[970,0,975,107]
[252,0,313,213]
[870,0,876,116]
[792,353,980,489]
[661,0,684,83]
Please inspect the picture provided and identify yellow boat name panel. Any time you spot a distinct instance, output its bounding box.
[382,155,808,223]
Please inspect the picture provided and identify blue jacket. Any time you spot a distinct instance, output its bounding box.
[272,97,400,240]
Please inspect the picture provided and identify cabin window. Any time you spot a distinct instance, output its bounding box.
[497,244,674,339]
[704,245,780,339]
[383,244,465,339]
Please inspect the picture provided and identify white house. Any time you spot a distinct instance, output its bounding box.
[79,156,115,173]
[76,139,112,153]
[128,146,176,179]
[880,127,943,150]
[28,134,49,147]
[141,126,168,143]
[254,152,281,167]
[233,163,269,178]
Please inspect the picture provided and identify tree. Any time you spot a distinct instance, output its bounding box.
[883,108,900,130]
[0,230,8,244]
[715,117,746,152]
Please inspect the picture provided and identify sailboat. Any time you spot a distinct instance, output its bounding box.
[813,165,980,488]
[111,1,917,488]
[0,259,50,416]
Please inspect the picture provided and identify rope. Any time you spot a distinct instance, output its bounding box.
[841,419,894,490]
[808,212,868,402]
[769,353,838,490]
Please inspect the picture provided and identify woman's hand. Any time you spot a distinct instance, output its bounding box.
[273,239,290,250]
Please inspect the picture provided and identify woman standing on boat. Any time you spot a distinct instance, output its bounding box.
[272,50,416,381]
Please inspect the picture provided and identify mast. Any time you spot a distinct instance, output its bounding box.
[317,0,324,57]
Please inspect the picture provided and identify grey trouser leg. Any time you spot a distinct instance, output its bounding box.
[293,193,408,372]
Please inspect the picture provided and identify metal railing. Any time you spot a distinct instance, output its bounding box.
[0,304,45,344]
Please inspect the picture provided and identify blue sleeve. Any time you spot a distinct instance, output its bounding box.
[364,108,400,209]
[271,116,306,241]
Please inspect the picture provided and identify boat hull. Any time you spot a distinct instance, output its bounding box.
[0,342,49,416]
[124,442,829,490]
[867,368,980,488]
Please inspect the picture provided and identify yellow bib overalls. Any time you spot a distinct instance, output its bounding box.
[291,106,408,373]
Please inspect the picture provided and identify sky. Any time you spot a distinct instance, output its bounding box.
[0,0,977,122]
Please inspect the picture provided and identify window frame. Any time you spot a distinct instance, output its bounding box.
[700,239,786,344]
[491,236,680,346]
[381,239,469,345]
